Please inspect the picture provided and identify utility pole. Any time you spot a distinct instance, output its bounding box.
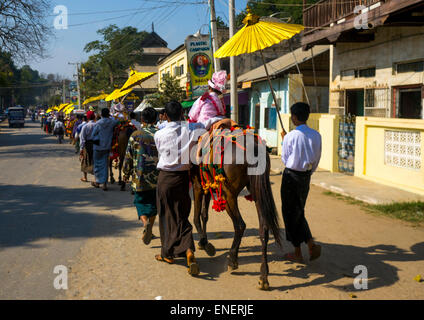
[229,0,238,122]
[62,80,66,104]
[209,0,221,71]
[68,62,82,110]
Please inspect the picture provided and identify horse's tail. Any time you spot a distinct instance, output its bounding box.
[249,152,282,246]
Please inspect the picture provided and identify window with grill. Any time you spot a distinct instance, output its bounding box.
[355,68,375,78]
[264,107,277,130]
[396,61,424,73]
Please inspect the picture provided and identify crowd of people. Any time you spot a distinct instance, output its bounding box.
[39,70,323,277]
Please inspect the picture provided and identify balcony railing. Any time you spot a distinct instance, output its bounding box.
[303,0,385,34]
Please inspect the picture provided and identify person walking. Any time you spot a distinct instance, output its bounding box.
[154,101,206,276]
[123,107,159,245]
[280,102,322,263]
[79,111,96,183]
[90,108,118,191]
[53,117,65,144]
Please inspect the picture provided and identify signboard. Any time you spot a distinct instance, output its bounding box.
[185,34,214,98]
[126,102,135,112]
[70,91,79,104]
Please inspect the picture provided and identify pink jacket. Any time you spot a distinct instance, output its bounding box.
[188,92,226,127]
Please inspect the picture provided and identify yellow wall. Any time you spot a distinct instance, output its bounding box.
[157,47,188,88]
[355,117,424,195]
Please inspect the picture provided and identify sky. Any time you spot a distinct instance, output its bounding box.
[28,0,247,79]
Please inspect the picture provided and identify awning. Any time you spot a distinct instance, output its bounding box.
[134,100,152,113]
[181,100,195,109]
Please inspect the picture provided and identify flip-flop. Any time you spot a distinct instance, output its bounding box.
[155,254,174,264]
[309,244,322,261]
[284,252,304,263]
[80,178,88,182]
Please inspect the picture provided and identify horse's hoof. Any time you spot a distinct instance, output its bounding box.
[227,260,238,272]
[257,280,270,291]
[204,242,216,257]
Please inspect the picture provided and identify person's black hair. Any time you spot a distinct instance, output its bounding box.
[158,109,166,115]
[290,102,310,122]
[164,101,183,121]
[140,107,158,124]
[101,108,110,118]
[130,112,136,119]
[83,115,88,121]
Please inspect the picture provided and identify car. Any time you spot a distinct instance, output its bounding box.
[8,106,26,128]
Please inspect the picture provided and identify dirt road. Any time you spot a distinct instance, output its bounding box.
[64,176,424,300]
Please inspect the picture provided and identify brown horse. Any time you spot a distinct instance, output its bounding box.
[190,131,281,290]
[109,124,136,191]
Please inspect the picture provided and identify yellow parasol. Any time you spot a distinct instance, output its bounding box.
[65,105,75,115]
[105,87,133,102]
[46,108,53,113]
[83,93,108,105]
[57,103,70,112]
[120,69,156,91]
[214,7,304,130]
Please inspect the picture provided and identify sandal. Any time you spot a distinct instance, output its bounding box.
[91,182,100,188]
[309,244,322,261]
[142,223,153,245]
[80,178,88,182]
[284,252,304,263]
[155,254,174,264]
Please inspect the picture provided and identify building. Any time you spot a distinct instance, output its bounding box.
[302,0,424,119]
[131,24,172,98]
[238,45,330,153]
[157,44,188,89]
[301,0,424,195]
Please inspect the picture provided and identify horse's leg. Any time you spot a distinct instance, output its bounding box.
[199,193,215,256]
[256,202,270,290]
[109,158,115,184]
[226,195,246,271]
[119,156,125,191]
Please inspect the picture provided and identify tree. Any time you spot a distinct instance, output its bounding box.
[236,0,319,27]
[82,24,149,97]
[0,0,53,61]
[148,74,186,109]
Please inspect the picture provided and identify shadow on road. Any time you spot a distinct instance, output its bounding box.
[0,184,137,249]
[0,121,55,148]
[197,237,424,292]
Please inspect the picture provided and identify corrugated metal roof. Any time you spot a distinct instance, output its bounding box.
[238,45,330,83]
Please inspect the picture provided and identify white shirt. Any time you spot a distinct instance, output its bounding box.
[154,121,206,171]
[281,124,322,172]
[157,120,168,130]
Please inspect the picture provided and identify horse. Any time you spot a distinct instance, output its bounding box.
[109,122,136,191]
[190,127,282,290]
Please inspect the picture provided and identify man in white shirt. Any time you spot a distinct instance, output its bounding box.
[154,101,206,275]
[280,102,322,263]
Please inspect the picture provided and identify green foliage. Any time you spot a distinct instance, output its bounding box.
[236,0,319,27]
[148,74,186,109]
[81,24,149,97]
[323,191,424,224]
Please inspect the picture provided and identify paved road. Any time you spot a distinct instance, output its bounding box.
[0,119,137,299]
